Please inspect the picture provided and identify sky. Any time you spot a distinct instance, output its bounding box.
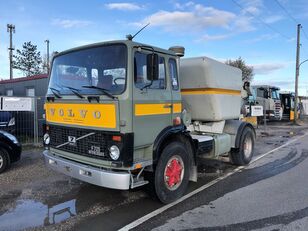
[1,0,308,95]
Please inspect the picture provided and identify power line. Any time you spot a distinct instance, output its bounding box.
[273,0,308,42]
[231,0,292,40]
[302,27,308,42]
[273,0,299,24]
[299,40,308,59]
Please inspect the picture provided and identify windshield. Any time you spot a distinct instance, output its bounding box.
[271,89,280,100]
[47,44,127,96]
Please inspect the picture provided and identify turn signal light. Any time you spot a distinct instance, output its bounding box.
[112,135,122,142]
[135,163,142,169]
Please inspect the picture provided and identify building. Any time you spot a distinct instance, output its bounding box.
[0,73,49,125]
[0,74,49,140]
[0,74,48,97]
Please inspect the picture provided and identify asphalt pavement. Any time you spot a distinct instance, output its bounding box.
[131,130,308,230]
[0,123,307,231]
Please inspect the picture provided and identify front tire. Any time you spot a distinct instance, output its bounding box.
[154,142,190,204]
[0,148,10,174]
[230,126,255,165]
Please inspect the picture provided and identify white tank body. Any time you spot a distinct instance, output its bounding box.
[179,57,242,122]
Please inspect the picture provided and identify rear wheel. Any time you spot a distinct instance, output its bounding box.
[153,142,190,204]
[230,126,255,165]
[0,148,10,174]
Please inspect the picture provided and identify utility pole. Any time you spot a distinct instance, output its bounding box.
[44,39,50,74]
[7,24,15,80]
[294,24,301,124]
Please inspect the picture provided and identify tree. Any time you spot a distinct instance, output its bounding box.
[13,41,43,76]
[225,57,254,82]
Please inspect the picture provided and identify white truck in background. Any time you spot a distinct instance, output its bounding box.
[251,85,282,121]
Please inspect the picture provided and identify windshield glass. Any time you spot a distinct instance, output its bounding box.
[271,89,280,100]
[47,44,127,96]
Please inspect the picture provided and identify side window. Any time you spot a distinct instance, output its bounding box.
[134,52,166,89]
[26,87,35,97]
[169,58,179,90]
[257,89,264,98]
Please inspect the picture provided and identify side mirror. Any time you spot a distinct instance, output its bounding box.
[146,53,159,81]
[243,82,252,96]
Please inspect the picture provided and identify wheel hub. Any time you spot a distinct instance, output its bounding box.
[164,157,183,190]
[243,136,252,158]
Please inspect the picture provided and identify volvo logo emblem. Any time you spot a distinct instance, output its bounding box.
[68,136,76,145]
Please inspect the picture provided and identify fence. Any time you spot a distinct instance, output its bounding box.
[0,96,45,146]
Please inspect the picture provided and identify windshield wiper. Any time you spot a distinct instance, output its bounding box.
[49,87,62,98]
[82,85,117,100]
[62,85,84,99]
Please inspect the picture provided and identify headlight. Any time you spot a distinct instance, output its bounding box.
[8,117,15,126]
[43,133,50,145]
[109,145,120,160]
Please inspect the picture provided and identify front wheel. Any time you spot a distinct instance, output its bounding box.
[154,142,190,204]
[230,126,255,165]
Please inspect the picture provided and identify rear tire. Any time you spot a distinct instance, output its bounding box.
[0,148,10,174]
[153,142,190,204]
[230,126,255,165]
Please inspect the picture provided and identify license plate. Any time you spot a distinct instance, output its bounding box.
[88,145,104,156]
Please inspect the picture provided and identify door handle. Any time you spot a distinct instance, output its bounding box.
[163,104,173,108]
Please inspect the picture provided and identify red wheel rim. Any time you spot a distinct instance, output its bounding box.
[164,155,184,190]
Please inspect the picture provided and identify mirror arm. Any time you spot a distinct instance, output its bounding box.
[140,80,153,91]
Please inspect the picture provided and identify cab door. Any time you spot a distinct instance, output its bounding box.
[133,50,172,148]
[168,58,182,120]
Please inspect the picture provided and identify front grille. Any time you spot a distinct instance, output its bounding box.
[49,125,112,160]
[274,101,281,118]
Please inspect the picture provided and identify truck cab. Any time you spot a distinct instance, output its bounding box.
[251,85,282,120]
[43,40,255,203]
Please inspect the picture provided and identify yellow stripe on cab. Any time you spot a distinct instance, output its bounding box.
[135,104,171,116]
[173,103,182,113]
[135,103,182,116]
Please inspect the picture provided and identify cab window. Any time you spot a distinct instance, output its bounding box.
[169,58,179,90]
[134,52,166,89]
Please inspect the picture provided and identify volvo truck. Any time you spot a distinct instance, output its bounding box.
[43,40,256,203]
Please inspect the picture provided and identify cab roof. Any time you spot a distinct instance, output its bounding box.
[54,40,177,58]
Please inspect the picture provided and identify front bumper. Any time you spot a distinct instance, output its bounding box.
[43,150,131,190]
